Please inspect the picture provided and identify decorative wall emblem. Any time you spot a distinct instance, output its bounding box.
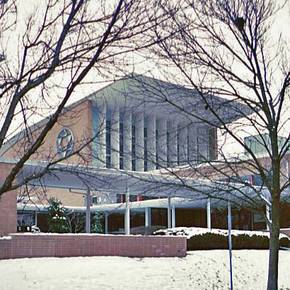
[56,128,74,158]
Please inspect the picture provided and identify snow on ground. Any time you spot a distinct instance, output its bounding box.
[1,250,290,290]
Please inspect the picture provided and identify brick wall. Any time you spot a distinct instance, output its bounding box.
[0,162,17,235]
[3,100,93,166]
[0,234,187,259]
[0,191,17,235]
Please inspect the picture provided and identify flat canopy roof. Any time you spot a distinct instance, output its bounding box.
[13,162,278,209]
[17,197,214,213]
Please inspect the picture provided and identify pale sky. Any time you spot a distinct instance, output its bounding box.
[1,0,289,157]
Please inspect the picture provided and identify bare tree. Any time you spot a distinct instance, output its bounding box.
[0,0,168,195]
[145,0,290,289]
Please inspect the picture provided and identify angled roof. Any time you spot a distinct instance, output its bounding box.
[0,73,252,156]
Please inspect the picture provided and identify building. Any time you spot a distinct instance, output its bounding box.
[173,132,290,230]
[0,74,279,234]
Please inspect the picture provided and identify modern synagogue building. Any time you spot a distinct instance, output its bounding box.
[1,74,288,234]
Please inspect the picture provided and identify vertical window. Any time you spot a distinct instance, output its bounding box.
[144,126,148,171]
[129,195,137,202]
[197,126,209,163]
[209,127,218,160]
[196,127,202,163]
[177,126,180,165]
[132,124,136,171]
[119,120,124,169]
[167,130,170,167]
[116,194,125,203]
[106,118,111,168]
[156,128,159,169]
[187,126,190,163]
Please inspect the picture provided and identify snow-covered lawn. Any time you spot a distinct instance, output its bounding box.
[1,250,290,290]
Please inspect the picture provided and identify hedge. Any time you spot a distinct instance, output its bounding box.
[187,232,290,250]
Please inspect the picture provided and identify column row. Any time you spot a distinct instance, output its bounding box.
[93,103,210,170]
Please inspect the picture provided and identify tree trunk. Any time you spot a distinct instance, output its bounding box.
[267,197,280,290]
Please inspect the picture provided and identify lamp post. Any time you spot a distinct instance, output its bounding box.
[167,196,172,228]
[207,198,211,230]
[227,200,233,290]
[85,189,91,233]
[69,188,92,233]
[125,187,130,235]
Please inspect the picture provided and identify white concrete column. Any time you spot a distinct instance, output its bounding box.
[227,201,233,290]
[145,207,152,227]
[135,112,144,171]
[266,205,271,230]
[85,190,91,234]
[207,198,211,230]
[168,121,178,167]
[96,102,106,168]
[188,123,197,164]
[167,196,172,228]
[157,118,167,168]
[178,124,188,165]
[171,207,176,228]
[125,189,130,235]
[147,114,156,171]
[123,110,132,171]
[34,211,38,226]
[104,212,109,234]
[111,107,120,169]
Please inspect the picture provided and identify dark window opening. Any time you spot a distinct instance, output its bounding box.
[156,129,159,169]
[119,121,124,169]
[132,124,136,171]
[106,119,111,168]
[167,131,170,167]
[209,127,218,160]
[144,127,148,171]
[177,128,180,165]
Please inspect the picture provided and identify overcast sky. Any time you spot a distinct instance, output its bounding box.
[1,0,289,156]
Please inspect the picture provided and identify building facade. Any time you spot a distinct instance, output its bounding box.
[2,74,279,234]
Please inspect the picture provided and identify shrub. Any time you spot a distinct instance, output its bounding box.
[187,232,290,250]
[187,233,228,250]
[232,234,269,249]
[91,212,103,233]
[66,212,104,233]
[280,237,290,248]
[47,198,70,233]
[153,227,290,250]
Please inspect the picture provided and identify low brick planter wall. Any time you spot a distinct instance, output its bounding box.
[0,233,186,260]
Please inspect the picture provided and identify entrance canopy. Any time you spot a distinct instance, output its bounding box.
[16,162,273,209]
[17,197,211,213]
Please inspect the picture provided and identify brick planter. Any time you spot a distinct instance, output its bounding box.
[0,233,186,259]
